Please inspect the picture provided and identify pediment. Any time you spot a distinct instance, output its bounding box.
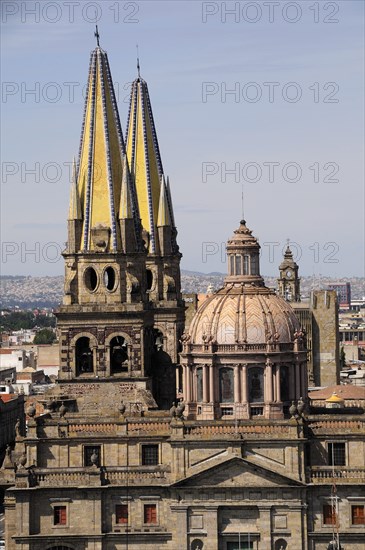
[173,457,303,488]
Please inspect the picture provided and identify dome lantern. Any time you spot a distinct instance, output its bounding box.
[225,220,264,286]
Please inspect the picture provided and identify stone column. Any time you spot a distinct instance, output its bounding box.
[301,362,307,399]
[71,344,76,377]
[241,363,248,402]
[184,365,191,403]
[258,505,272,549]
[290,504,308,550]
[193,367,197,402]
[209,364,214,403]
[265,360,273,403]
[176,365,180,396]
[104,343,111,377]
[203,365,209,403]
[275,365,281,402]
[234,365,240,403]
[204,506,219,549]
[295,361,301,399]
[170,506,189,550]
[92,346,97,376]
[188,366,193,402]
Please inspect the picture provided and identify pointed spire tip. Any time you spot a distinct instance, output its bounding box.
[94,25,100,47]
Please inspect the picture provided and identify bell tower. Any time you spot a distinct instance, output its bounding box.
[56,39,184,409]
[277,243,301,302]
[125,71,185,408]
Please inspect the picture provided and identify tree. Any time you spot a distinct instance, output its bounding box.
[33,328,56,345]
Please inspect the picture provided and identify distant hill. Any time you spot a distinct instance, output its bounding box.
[1,273,364,308]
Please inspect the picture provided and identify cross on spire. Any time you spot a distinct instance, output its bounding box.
[94,25,100,47]
[136,44,141,78]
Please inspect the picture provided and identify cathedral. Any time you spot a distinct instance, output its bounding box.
[2,38,365,550]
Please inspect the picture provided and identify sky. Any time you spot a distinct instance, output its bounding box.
[1,0,364,278]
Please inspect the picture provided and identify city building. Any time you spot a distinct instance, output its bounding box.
[327,283,351,310]
[8,330,37,346]
[2,39,364,550]
[0,349,35,372]
[36,344,60,379]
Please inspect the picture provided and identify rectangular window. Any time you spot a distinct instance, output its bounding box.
[328,442,346,466]
[144,503,157,524]
[54,506,67,526]
[230,255,234,275]
[243,255,250,275]
[142,444,159,466]
[323,504,337,525]
[84,445,101,467]
[352,505,365,525]
[115,504,128,524]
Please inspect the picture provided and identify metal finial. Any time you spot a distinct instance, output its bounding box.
[136,44,141,78]
[95,25,100,47]
[241,182,245,220]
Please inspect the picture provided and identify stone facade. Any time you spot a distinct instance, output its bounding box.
[3,410,365,549]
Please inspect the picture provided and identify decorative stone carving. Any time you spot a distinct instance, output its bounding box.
[90,224,110,251]
[59,402,68,418]
[27,403,36,418]
[169,402,177,417]
[289,401,298,418]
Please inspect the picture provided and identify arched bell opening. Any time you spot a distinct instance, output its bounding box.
[75,337,94,376]
[151,329,175,410]
[110,336,129,375]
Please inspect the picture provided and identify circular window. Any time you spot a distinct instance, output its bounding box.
[84,267,98,292]
[103,266,116,291]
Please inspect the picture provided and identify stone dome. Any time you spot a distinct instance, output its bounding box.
[180,219,307,422]
[189,284,300,346]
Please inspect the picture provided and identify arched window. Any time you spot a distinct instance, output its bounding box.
[230,255,234,276]
[251,255,259,275]
[110,336,128,374]
[219,368,234,403]
[196,367,203,402]
[76,337,93,375]
[235,255,242,275]
[275,539,287,550]
[280,365,290,402]
[243,254,250,275]
[248,367,264,403]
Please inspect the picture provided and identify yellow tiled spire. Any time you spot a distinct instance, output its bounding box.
[119,155,133,220]
[157,176,171,227]
[68,157,82,220]
[77,45,126,251]
[125,76,167,252]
